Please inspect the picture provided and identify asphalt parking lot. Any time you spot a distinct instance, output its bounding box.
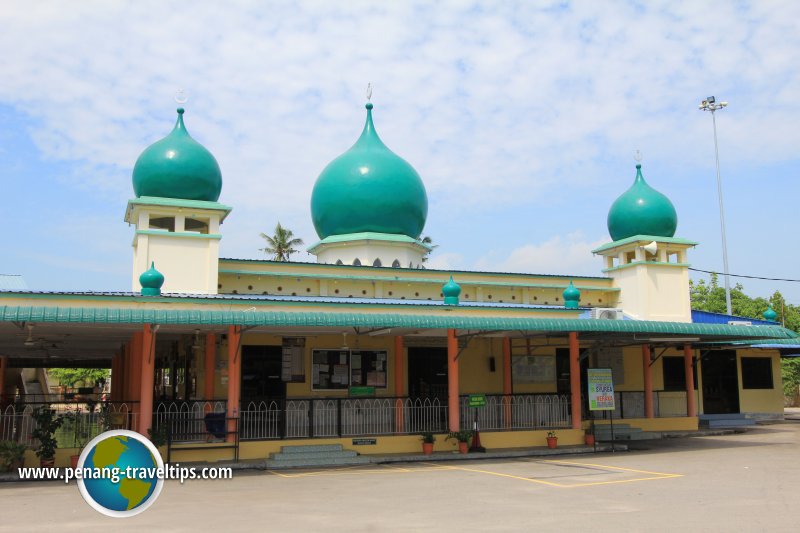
[1,421,799,532]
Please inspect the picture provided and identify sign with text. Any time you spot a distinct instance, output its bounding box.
[468,394,487,407]
[587,368,616,411]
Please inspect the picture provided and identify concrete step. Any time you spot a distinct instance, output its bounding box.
[266,456,370,469]
[699,413,749,420]
[280,444,344,454]
[705,418,755,428]
[270,450,359,461]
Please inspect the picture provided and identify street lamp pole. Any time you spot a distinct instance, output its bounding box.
[699,96,731,315]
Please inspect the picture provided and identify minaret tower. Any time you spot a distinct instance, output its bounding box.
[308,91,430,268]
[124,105,231,294]
[592,155,696,322]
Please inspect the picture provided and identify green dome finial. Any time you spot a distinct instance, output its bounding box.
[563,281,581,309]
[763,305,778,321]
[442,276,461,305]
[310,102,428,240]
[139,262,164,296]
[132,108,222,201]
[607,163,677,241]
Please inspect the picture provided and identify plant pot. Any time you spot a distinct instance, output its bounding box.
[584,434,595,446]
[546,437,558,449]
[10,459,24,472]
[40,457,55,468]
[458,442,468,454]
[422,443,433,455]
[70,455,80,469]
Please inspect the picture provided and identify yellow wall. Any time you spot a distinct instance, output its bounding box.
[737,350,784,414]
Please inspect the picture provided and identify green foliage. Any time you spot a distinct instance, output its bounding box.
[0,441,27,472]
[148,425,169,448]
[260,222,304,262]
[690,274,800,397]
[48,368,110,389]
[446,430,473,443]
[31,407,64,460]
[419,431,435,444]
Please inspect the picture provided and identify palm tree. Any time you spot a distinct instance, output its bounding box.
[421,235,438,263]
[260,223,304,262]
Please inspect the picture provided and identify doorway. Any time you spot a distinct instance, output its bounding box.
[407,347,448,401]
[241,345,286,403]
[701,350,740,414]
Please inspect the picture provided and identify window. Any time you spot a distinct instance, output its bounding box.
[392,259,400,268]
[373,258,382,267]
[149,216,175,231]
[335,260,343,265]
[353,258,361,266]
[741,357,773,389]
[311,349,387,390]
[663,357,690,391]
[184,217,209,234]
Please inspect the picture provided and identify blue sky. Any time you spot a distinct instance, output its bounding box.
[2,1,799,303]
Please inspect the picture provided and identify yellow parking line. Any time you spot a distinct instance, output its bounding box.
[565,474,683,488]
[268,462,448,479]
[543,459,682,478]
[429,463,565,487]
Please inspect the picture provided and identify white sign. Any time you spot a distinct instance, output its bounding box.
[587,368,615,411]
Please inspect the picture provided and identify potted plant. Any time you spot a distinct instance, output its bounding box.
[148,424,169,460]
[546,431,558,449]
[0,440,27,472]
[62,407,92,468]
[584,430,595,446]
[447,430,473,454]
[31,407,64,467]
[420,432,435,455]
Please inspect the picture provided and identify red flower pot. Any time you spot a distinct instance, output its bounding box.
[546,437,558,449]
[422,443,433,455]
[458,442,468,454]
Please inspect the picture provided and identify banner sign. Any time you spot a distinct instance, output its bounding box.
[587,368,616,411]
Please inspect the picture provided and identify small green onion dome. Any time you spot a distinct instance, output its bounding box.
[607,164,677,241]
[442,276,461,305]
[563,281,581,309]
[132,108,222,201]
[310,102,428,239]
[763,305,778,321]
[139,262,164,296]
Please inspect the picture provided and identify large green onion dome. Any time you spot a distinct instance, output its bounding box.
[132,108,222,201]
[607,164,677,241]
[310,102,428,240]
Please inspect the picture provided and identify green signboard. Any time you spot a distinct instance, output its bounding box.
[349,386,375,397]
[468,394,487,407]
[587,368,615,411]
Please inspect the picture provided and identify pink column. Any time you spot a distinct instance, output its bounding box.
[447,329,460,432]
[137,325,156,436]
[502,337,512,429]
[204,333,216,402]
[226,326,242,442]
[684,344,697,417]
[394,336,405,432]
[569,332,582,429]
[642,344,654,418]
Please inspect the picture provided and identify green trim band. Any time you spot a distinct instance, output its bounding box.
[0,305,794,339]
[128,196,233,212]
[217,269,621,292]
[601,261,690,273]
[592,235,698,254]
[136,230,222,240]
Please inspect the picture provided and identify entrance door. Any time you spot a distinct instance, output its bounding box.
[407,347,448,401]
[241,345,286,403]
[701,350,740,414]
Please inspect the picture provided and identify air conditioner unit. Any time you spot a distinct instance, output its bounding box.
[590,308,624,320]
[728,320,752,326]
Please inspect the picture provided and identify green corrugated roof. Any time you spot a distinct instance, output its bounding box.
[1,305,795,339]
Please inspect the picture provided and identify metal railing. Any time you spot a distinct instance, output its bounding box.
[0,401,138,449]
[459,394,571,431]
[154,400,227,443]
[588,391,689,419]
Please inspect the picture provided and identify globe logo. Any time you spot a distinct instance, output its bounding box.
[76,430,165,517]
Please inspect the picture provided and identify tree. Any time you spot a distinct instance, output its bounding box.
[690,274,800,402]
[421,235,438,264]
[260,223,304,262]
[48,368,110,389]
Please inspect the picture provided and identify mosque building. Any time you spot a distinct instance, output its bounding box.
[0,99,795,466]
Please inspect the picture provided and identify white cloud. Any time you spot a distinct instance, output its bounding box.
[474,232,607,277]
[424,252,464,272]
